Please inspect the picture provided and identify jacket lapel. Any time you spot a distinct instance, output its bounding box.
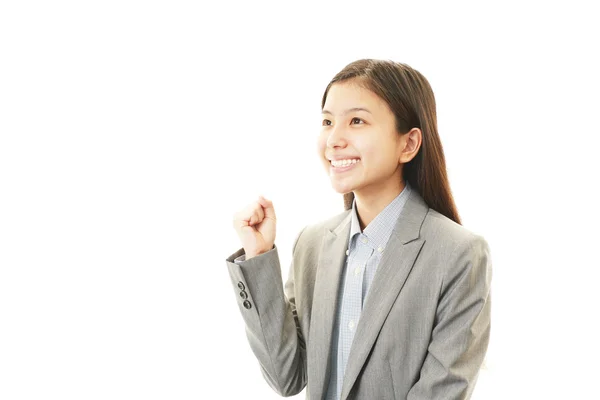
[340,188,429,400]
[307,211,351,400]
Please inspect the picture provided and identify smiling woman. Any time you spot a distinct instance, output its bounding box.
[226,59,492,400]
[319,60,458,221]
[319,81,415,225]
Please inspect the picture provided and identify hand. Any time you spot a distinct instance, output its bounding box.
[233,196,277,259]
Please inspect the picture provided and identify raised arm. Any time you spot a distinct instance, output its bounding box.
[226,196,307,396]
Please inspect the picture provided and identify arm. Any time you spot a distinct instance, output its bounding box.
[225,228,307,397]
[407,234,492,400]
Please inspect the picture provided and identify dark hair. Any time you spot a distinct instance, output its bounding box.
[321,59,461,225]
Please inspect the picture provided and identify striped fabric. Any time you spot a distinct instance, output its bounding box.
[325,182,412,400]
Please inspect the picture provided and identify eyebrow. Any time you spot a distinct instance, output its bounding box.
[321,107,372,116]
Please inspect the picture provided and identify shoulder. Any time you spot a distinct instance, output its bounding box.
[292,209,351,255]
[421,208,489,255]
[421,208,492,293]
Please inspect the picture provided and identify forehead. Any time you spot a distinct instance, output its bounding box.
[323,80,386,113]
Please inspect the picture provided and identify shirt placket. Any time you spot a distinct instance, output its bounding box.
[336,235,369,397]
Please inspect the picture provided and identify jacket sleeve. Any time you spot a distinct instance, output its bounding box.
[225,228,307,397]
[407,234,492,400]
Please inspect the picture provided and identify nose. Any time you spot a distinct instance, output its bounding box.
[326,125,347,149]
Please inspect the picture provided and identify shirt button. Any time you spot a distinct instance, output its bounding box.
[377,246,384,253]
[345,249,349,256]
[354,267,361,276]
[348,320,355,331]
[361,237,368,244]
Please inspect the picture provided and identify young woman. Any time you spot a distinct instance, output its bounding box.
[226,59,492,400]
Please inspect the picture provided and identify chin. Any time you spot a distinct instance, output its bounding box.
[330,182,355,194]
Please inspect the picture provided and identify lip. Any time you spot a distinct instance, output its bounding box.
[330,160,358,174]
[327,155,361,161]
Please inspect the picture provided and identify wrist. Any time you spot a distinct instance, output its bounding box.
[245,245,273,260]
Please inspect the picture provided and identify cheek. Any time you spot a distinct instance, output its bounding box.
[359,142,394,171]
[354,138,374,160]
[316,134,327,155]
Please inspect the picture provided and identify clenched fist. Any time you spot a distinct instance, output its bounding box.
[232,196,277,260]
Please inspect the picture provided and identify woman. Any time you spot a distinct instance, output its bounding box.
[226,59,492,400]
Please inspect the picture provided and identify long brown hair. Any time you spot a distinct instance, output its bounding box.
[321,59,461,225]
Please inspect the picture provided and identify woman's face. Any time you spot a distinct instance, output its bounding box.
[318,80,405,198]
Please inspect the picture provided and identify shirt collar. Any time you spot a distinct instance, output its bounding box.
[348,181,412,251]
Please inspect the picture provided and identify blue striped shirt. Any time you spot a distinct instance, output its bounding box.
[325,182,412,400]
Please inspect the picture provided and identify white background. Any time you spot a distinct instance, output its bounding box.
[1,1,599,399]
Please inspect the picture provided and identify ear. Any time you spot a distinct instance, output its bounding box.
[399,128,422,164]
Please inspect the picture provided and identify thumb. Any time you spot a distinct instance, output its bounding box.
[257,195,276,220]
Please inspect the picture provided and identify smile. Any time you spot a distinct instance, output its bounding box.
[330,159,360,173]
[330,159,360,167]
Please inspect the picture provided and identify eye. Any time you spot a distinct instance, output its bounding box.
[322,119,332,126]
[351,117,364,125]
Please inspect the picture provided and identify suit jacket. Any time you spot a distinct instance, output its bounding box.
[225,188,492,400]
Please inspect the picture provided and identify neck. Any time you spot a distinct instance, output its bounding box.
[354,179,406,231]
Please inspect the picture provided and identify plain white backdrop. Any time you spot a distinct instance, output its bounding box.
[1,1,599,399]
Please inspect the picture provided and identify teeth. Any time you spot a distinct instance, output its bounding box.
[331,159,360,167]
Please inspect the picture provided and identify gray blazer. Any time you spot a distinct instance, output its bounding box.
[226,188,492,399]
